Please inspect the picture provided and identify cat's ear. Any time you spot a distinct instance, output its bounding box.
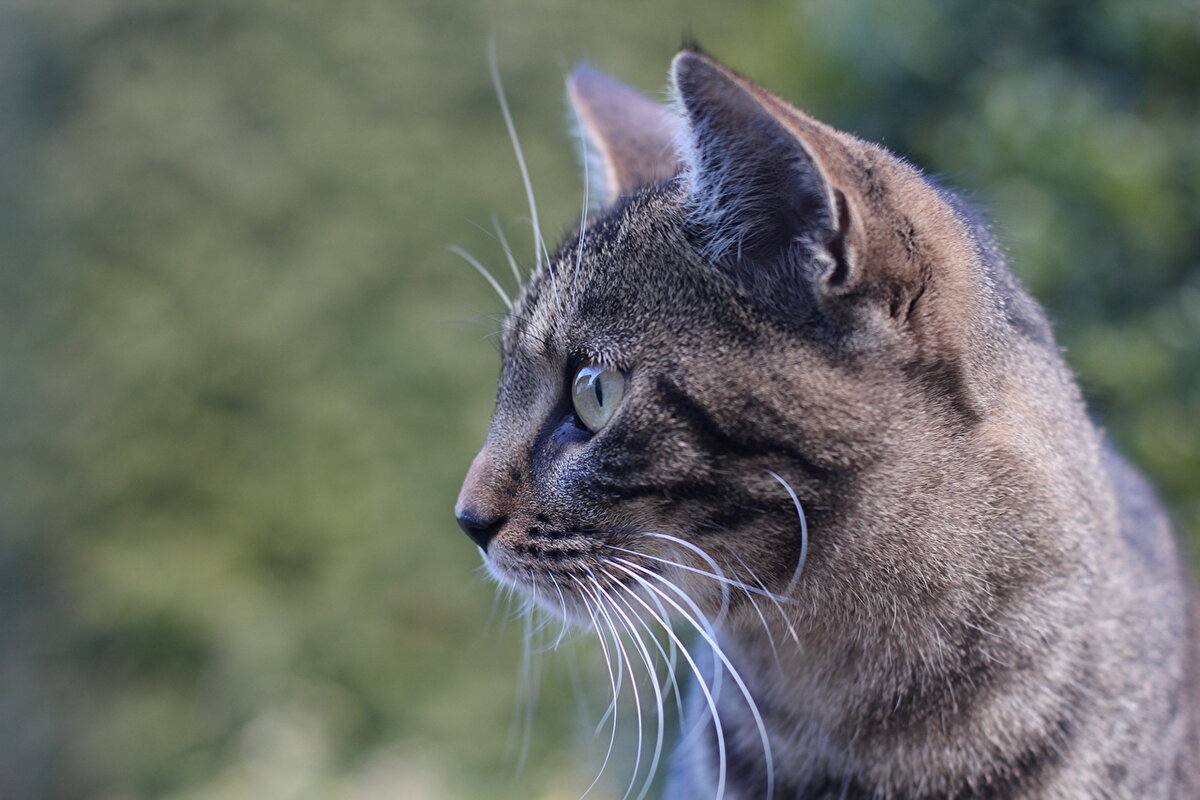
[567,64,683,207]
[670,50,868,316]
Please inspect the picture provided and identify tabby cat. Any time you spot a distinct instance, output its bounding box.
[455,48,1200,798]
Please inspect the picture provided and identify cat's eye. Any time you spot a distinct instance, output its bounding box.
[571,363,625,432]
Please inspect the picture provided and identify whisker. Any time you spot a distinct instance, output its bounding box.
[732,551,802,655]
[767,470,809,593]
[586,572,648,800]
[461,215,525,297]
[577,577,624,735]
[610,555,726,712]
[615,561,776,800]
[487,41,546,278]
[726,553,783,668]
[487,41,560,311]
[613,538,793,675]
[548,572,573,649]
[609,543,795,605]
[625,531,735,626]
[610,557,720,640]
[448,245,514,311]
[491,213,525,291]
[605,560,729,800]
[604,569,691,758]
[633,572,714,753]
[601,569,687,727]
[570,575,624,800]
[597,568,674,800]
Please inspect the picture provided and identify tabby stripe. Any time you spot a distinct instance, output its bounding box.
[653,375,833,481]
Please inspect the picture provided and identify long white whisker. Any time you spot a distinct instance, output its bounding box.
[593,596,628,735]
[613,541,791,676]
[488,41,546,278]
[627,531,735,625]
[732,551,802,655]
[767,470,809,593]
[618,560,733,716]
[548,572,573,649]
[632,571,711,754]
[448,245,513,311]
[609,543,795,605]
[491,213,524,291]
[605,560,728,800]
[487,41,560,311]
[611,555,726,712]
[601,569,686,729]
[617,562,776,800]
[611,557,720,641]
[604,570,690,758]
[597,568,673,800]
[580,578,625,735]
[571,575,623,800]
[587,573,647,800]
[726,553,783,667]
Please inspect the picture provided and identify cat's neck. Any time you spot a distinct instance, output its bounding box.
[701,446,1131,796]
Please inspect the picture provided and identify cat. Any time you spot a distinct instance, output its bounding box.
[455,47,1200,799]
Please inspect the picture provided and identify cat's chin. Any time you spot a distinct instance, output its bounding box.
[479,550,586,623]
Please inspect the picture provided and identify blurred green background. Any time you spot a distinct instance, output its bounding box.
[0,0,1196,798]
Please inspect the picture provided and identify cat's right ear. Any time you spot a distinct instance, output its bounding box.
[567,65,682,207]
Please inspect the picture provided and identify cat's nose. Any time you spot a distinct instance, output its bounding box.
[456,445,515,552]
[456,509,506,551]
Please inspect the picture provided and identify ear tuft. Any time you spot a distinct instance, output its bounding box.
[567,65,682,207]
[678,32,706,56]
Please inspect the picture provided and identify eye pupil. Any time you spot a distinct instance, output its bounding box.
[594,379,604,407]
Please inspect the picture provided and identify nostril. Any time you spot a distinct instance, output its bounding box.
[456,509,507,551]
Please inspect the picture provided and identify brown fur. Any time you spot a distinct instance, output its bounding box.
[457,49,1200,798]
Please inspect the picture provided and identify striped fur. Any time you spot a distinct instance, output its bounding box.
[457,49,1200,799]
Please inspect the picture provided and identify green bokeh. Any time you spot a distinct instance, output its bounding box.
[0,1,1195,798]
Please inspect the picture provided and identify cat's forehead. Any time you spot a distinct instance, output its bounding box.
[504,181,712,362]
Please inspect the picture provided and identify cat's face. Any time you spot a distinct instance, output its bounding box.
[459,185,792,621]
[457,50,1028,631]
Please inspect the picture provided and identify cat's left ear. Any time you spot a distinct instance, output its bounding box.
[567,65,683,207]
[671,50,879,320]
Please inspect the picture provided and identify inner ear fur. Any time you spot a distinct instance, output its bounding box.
[567,64,682,206]
[670,49,995,420]
[669,48,972,319]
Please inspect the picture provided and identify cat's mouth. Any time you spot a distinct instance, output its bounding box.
[482,526,746,627]
[482,544,651,626]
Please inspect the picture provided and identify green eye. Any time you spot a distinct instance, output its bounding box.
[571,363,625,432]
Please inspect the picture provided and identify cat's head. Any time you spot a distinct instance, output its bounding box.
[457,49,1054,631]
